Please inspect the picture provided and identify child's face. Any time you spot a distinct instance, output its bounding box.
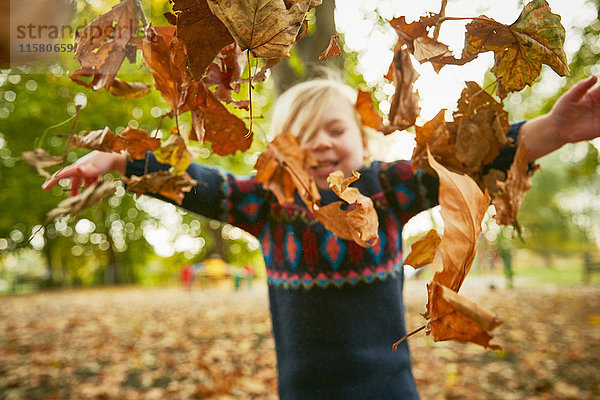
[304,95,366,190]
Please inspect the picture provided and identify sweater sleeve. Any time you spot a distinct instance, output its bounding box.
[123,151,271,237]
[379,121,528,222]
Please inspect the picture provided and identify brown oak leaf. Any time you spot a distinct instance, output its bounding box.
[123,171,197,205]
[172,0,234,80]
[426,281,502,349]
[207,0,312,58]
[111,126,161,160]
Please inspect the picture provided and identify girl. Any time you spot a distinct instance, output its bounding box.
[42,76,600,399]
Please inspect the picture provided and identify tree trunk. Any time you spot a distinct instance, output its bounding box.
[272,0,341,94]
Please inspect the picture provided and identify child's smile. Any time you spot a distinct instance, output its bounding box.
[305,95,366,190]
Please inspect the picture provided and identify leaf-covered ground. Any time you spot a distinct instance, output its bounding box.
[1,280,599,400]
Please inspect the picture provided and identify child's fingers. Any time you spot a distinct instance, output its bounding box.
[563,76,598,103]
[70,175,82,197]
[41,166,79,190]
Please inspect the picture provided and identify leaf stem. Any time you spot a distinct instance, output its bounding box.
[246,50,253,139]
[35,114,77,149]
[392,325,427,352]
[134,0,149,29]
[433,0,447,41]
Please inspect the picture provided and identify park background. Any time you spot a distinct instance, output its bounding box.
[1,0,599,399]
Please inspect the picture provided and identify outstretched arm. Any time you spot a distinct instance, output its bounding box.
[519,76,600,162]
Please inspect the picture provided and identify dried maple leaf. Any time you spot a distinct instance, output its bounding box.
[492,145,532,231]
[202,43,249,109]
[322,170,379,247]
[426,281,502,349]
[139,26,195,113]
[106,78,151,99]
[193,83,252,155]
[153,133,194,174]
[111,126,161,160]
[426,147,490,294]
[207,0,312,58]
[69,127,114,153]
[313,198,378,248]
[46,180,117,221]
[70,126,160,160]
[22,149,66,179]
[402,229,441,269]
[172,0,234,80]
[462,0,570,99]
[254,133,319,205]
[384,47,420,133]
[355,90,383,131]
[327,170,360,195]
[123,171,197,205]
[411,110,461,175]
[71,0,139,90]
[389,14,459,73]
[319,34,342,61]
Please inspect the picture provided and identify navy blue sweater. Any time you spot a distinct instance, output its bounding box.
[125,123,523,399]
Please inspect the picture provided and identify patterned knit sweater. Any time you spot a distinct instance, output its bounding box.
[125,123,524,399]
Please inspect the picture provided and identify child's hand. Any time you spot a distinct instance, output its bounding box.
[41,151,127,197]
[550,75,600,145]
[519,76,600,161]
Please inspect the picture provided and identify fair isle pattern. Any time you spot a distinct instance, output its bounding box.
[267,251,404,289]
[125,153,439,291]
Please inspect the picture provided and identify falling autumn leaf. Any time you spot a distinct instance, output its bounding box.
[106,78,152,99]
[355,90,383,131]
[172,0,234,80]
[327,170,360,195]
[139,26,195,113]
[153,133,194,174]
[426,147,490,294]
[194,83,252,155]
[319,34,342,61]
[462,0,569,99]
[206,0,313,58]
[389,14,461,73]
[492,145,532,231]
[70,126,160,160]
[254,133,319,205]
[123,171,197,205]
[426,281,502,349]
[71,0,139,91]
[22,149,66,179]
[111,126,161,160]
[384,47,420,133]
[46,180,117,221]
[411,110,462,175]
[202,43,249,109]
[402,229,441,269]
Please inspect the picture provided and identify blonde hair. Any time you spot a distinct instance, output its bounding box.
[268,79,370,148]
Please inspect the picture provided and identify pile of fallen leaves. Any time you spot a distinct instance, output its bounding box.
[1,283,599,399]
[23,0,572,350]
